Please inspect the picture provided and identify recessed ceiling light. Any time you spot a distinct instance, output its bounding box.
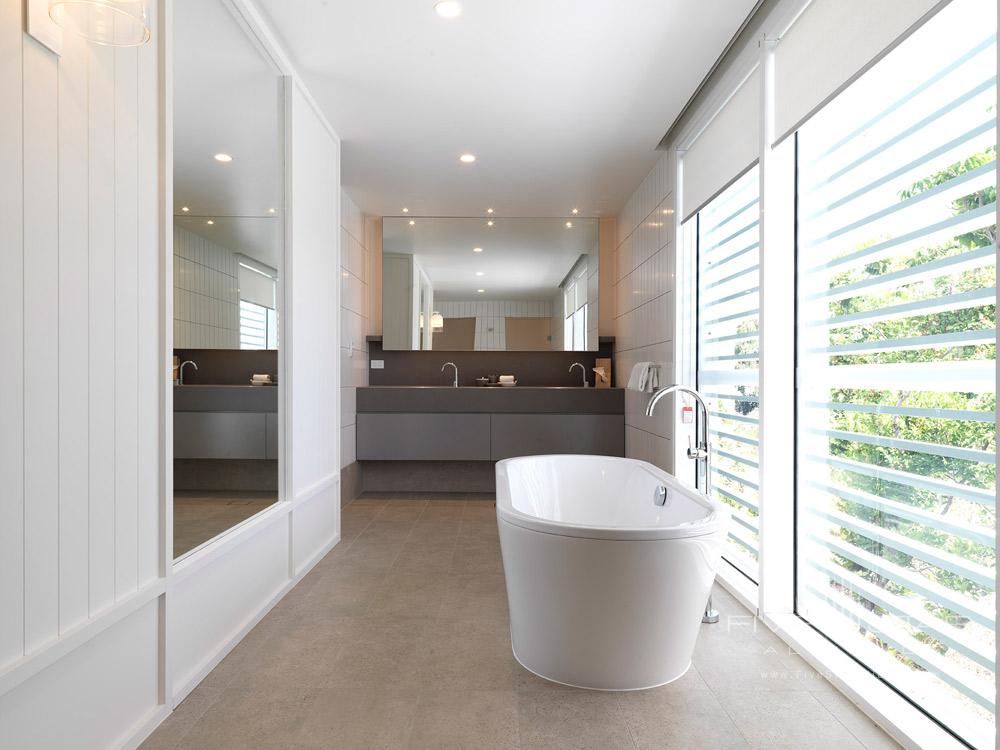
[180,206,189,212]
[434,0,462,18]
[473,247,483,253]
[566,221,573,228]
[268,207,276,214]
[409,220,415,226]
[475,271,484,276]
[571,208,579,214]
[486,220,494,226]
[206,219,214,225]
[477,288,485,293]
[459,153,476,164]
[213,153,232,163]
[402,207,409,213]
[486,208,494,214]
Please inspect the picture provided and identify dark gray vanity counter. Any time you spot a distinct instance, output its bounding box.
[357,386,624,415]
[174,384,278,412]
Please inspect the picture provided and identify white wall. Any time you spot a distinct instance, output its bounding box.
[340,193,369,470]
[614,155,676,473]
[0,0,163,746]
[173,224,240,348]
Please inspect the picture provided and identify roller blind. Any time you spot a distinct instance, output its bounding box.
[238,256,276,309]
[682,67,761,221]
[774,0,942,142]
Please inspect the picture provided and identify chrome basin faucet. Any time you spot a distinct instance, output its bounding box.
[179,360,198,385]
[569,362,588,387]
[442,361,458,388]
[646,383,719,624]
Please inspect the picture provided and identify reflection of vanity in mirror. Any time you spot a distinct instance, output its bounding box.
[171,0,283,559]
[382,217,600,352]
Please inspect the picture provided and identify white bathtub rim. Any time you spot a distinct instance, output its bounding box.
[511,641,695,692]
[496,455,728,542]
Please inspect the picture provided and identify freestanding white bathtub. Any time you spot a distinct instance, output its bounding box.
[496,454,727,691]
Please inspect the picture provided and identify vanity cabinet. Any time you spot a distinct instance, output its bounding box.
[357,414,492,460]
[490,414,623,460]
[174,412,268,459]
[173,385,278,460]
[356,387,625,461]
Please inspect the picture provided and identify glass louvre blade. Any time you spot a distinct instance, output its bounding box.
[697,165,761,581]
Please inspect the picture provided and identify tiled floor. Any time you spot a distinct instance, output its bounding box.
[145,493,899,749]
[173,492,278,558]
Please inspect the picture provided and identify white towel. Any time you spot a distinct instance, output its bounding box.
[648,364,659,392]
[627,362,650,391]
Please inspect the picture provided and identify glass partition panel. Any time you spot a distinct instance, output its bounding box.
[795,1,996,745]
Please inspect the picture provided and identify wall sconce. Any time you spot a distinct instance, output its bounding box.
[50,0,150,46]
[431,312,444,333]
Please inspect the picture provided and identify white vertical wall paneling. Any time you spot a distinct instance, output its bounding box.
[88,41,117,616]
[289,82,340,497]
[137,4,160,587]
[22,34,61,654]
[56,28,92,633]
[0,0,25,667]
[114,46,140,599]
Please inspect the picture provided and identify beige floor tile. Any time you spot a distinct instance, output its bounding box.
[619,683,748,749]
[812,688,902,749]
[408,689,519,749]
[139,685,225,750]
[716,690,866,749]
[296,686,420,749]
[516,690,634,750]
[419,619,519,691]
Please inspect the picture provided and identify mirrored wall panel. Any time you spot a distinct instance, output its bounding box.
[382,217,599,351]
[171,0,284,560]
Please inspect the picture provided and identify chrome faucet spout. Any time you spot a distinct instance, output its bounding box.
[441,361,458,388]
[645,383,719,624]
[569,362,588,387]
[179,360,198,385]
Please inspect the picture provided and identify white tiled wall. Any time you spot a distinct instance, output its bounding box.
[614,152,677,472]
[173,225,240,348]
[437,299,553,351]
[340,193,369,469]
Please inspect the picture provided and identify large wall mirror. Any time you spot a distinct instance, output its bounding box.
[382,217,600,351]
[172,0,284,559]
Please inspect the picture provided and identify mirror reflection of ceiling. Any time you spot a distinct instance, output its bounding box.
[382,217,598,301]
[173,0,282,269]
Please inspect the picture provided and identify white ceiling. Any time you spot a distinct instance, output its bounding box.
[383,217,597,300]
[255,0,757,217]
[173,0,283,268]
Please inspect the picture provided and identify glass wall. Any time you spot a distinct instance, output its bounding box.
[697,165,762,581]
[795,0,996,745]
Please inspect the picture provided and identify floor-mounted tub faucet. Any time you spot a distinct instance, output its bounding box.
[646,383,719,624]
[569,362,588,387]
[442,361,458,388]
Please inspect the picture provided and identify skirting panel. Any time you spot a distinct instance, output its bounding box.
[361,460,496,494]
[0,600,160,749]
[293,480,340,574]
[170,515,290,695]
